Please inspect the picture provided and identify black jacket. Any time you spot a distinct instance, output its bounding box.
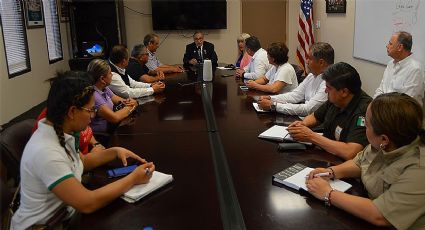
[183,41,218,68]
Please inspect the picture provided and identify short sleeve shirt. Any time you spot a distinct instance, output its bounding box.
[314,90,372,147]
[11,119,83,230]
[353,138,425,230]
[146,50,162,71]
[91,86,115,132]
[126,58,150,82]
[265,63,298,94]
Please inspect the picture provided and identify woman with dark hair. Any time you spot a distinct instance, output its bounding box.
[245,42,298,94]
[87,59,138,133]
[305,93,425,229]
[11,71,154,230]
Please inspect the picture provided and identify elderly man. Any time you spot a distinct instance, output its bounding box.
[235,36,272,80]
[374,31,424,106]
[126,44,165,83]
[183,31,218,69]
[287,62,372,160]
[144,33,184,73]
[258,42,333,116]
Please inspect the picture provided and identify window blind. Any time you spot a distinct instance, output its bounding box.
[43,0,62,63]
[0,0,31,77]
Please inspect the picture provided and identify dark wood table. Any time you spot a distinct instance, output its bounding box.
[80,70,386,230]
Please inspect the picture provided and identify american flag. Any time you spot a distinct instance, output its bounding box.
[296,0,315,74]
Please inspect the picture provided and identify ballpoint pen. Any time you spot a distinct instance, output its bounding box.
[305,172,331,178]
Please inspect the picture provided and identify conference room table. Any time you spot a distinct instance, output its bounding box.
[79,69,388,230]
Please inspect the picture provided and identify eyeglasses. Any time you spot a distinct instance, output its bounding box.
[80,107,97,118]
[139,53,149,58]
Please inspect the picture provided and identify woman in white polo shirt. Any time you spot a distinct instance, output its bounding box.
[11,71,155,230]
[245,42,298,94]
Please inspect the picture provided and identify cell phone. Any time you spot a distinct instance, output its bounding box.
[107,165,138,178]
[239,86,248,91]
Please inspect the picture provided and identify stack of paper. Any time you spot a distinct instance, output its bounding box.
[273,163,352,192]
[121,171,173,203]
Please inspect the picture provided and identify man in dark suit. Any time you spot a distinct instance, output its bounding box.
[183,31,218,69]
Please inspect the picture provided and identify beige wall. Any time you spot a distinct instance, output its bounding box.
[123,0,241,66]
[0,23,71,124]
[287,0,385,96]
[1,0,389,124]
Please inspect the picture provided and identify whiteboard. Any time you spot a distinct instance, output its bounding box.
[354,0,425,66]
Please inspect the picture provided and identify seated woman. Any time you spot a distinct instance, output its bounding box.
[87,59,138,133]
[235,33,252,69]
[33,107,104,154]
[306,92,425,229]
[245,42,298,94]
[11,71,154,229]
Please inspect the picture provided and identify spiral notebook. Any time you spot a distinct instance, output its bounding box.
[272,163,352,192]
[121,171,173,203]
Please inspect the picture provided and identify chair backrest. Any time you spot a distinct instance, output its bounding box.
[0,119,35,184]
[291,64,306,84]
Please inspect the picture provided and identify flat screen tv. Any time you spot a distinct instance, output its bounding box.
[151,0,227,30]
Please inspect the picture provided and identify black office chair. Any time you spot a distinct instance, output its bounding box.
[0,119,35,186]
[291,64,306,84]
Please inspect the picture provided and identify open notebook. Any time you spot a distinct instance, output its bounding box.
[258,125,318,145]
[273,163,352,192]
[121,171,173,203]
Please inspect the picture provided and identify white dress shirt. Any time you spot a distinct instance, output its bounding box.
[146,50,163,71]
[374,55,424,106]
[270,73,327,116]
[243,48,272,80]
[109,62,154,98]
[265,62,298,94]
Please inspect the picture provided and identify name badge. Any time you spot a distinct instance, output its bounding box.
[335,125,342,141]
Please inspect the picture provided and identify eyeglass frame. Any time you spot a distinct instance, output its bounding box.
[80,106,97,118]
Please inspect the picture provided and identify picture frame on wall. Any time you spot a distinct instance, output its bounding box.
[59,0,70,23]
[326,0,347,13]
[25,0,44,28]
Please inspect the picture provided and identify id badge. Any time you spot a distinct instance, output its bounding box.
[334,125,342,141]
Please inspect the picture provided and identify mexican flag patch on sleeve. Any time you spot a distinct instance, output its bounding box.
[356,116,365,127]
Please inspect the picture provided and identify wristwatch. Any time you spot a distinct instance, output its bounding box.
[324,189,335,207]
[270,102,277,111]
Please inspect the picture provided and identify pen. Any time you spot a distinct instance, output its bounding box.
[314,172,331,177]
[145,168,150,176]
[305,172,331,179]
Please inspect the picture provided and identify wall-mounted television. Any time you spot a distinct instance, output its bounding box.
[151,0,227,30]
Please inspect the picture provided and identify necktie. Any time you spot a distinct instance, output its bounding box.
[197,46,203,62]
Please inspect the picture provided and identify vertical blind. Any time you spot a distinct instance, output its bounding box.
[0,0,30,77]
[43,0,62,62]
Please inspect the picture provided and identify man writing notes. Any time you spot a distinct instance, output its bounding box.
[374,31,424,106]
[183,31,218,69]
[287,62,372,160]
[258,42,333,116]
[235,36,272,80]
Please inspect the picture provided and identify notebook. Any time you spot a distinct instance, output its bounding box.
[252,102,269,113]
[272,163,352,192]
[121,171,173,203]
[258,125,322,145]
